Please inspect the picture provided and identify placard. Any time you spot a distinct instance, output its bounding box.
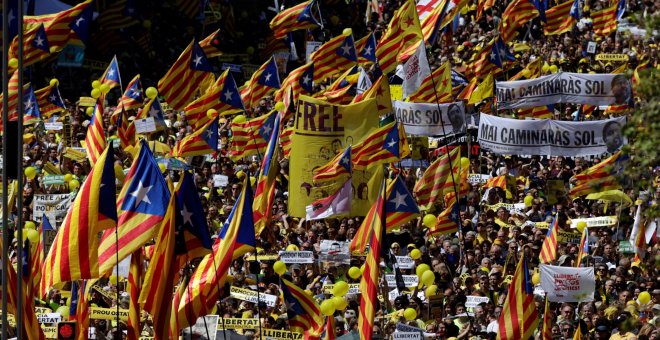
[558,231,582,244]
[89,307,129,321]
[318,240,351,264]
[305,41,322,63]
[468,174,490,185]
[43,175,65,186]
[32,193,74,224]
[78,97,96,107]
[385,274,419,288]
[396,256,415,269]
[213,174,229,188]
[37,313,62,324]
[322,283,360,295]
[44,122,63,131]
[586,42,597,54]
[260,329,303,340]
[217,318,260,329]
[595,54,628,61]
[229,286,277,307]
[570,216,617,229]
[393,332,422,339]
[540,264,595,302]
[465,296,490,308]
[134,117,157,134]
[393,101,466,136]
[279,251,314,264]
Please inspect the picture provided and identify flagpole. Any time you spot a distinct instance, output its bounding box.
[16,0,25,333]
[1,0,10,336]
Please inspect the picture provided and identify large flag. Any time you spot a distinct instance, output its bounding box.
[85,100,107,166]
[35,82,66,117]
[376,0,424,73]
[276,62,314,104]
[175,178,255,331]
[281,278,325,336]
[158,40,214,111]
[543,0,579,35]
[385,175,420,230]
[591,1,621,36]
[358,182,386,340]
[413,148,460,210]
[28,216,53,297]
[407,61,452,103]
[311,32,358,82]
[98,140,171,275]
[40,146,117,297]
[539,218,559,264]
[99,55,122,91]
[569,151,625,198]
[313,146,352,183]
[8,23,50,69]
[497,257,539,340]
[127,251,144,340]
[467,38,515,81]
[270,0,321,39]
[353,74,392,115]
[305,178,353,220]
[253,115,282,234]
[185,69,244,129]
[113,75,144,117]
[399,41,431,98]
[352,122,409,169]
[241,56,281,110]
[172,118,219,157]
[499,0,540,42]
[229,110,277,161]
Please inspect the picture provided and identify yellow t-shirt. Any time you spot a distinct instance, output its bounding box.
[610,332,636,340]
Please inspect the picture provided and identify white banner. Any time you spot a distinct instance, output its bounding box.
[478,114,627,156]
[278,251,314,264]
[540,265,595,302]
[394,101,466,136]
[496,72,632,109]
[385,274,419,288]
[32,193,74,225]
[396,256,415,269]
[399,42,431,98]
[229,286,277,307]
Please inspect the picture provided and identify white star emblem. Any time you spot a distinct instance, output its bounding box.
[193,55,203,67]
[129,181,153,208]
[223,90,233,101]
[130,88,141,97]
[262,124,272,136]
[108,69,115,78]
[451,212,458,220]
[24,98,33,109]
[75,17,85,26]
[148,106,159,118]
[302,12,309,18]
[364,46,373,55]
[181,205,194,226]
[205,128,215,139]
[340,43,353,56]
[284,299,296,311]
[8,9,15,24]
[340,156,349,166]
[389,191,408,209]
[264,73,272,82]
[34,36,44,47]
[49,94,57,102]
[387,139,397,148]
[301,74,311,85]
[490,51,497,60]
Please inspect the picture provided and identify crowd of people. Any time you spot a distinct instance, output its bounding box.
[2,0,660,339]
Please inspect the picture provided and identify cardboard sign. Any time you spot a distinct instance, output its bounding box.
[618,240,634,253]
[279,251,314,264]
[134,117,156,134]
[63,147,87,161]
[44,122,64,131]
[229,286,277,307]
[217,317,260,329]
[32,193,74,224]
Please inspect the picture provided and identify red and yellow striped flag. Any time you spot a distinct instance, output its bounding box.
[509,58,543,80]
[517,105,554,119]
[539,218,558,264]
[112,75,144,117]
[172,118,219,157]
[313,146,352,183]
[358,182,386,340]
[352,122,409,169]
[542,297,553,340]
[7,23,51,69]
[324,315,336,340]
[75,280,92,340]
[376,0,424,74]
[40,145,117,297]
[185,69,244,129]
[310,33,358,82]
[158,40,214,111]
[544,0,576,35]
[127,250,144,340]
[352,75,392,115]
[84,101,106,166]
[241,56,281,110]
[408,62,452,103]
[497,256,539,340]
[477,0,496,20]
[591,3,618,36]
[428,202,460,236]
[253,115,282,234]
[413,148,460,210]
[229,110,277,161]
[275,63,314,105]
[483,175,507,190]
[199,29,223,58]
[498,0,539,42]
[35,83,66,118]
[269,0,320,39]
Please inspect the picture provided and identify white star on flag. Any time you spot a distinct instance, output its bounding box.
[205,129,215,139]
[49,94,57,102]
[223,90,233,101]
[193,55,203,67]
[34,36,44,46]
[451,212,458,220]
[364,46,373,55]
[301,74,311,85]
[340,156,350,166]
[261,124,272,136]
[490,51,497,61]
[340,43,353,56]
[130,181,153,208]
[264,73,272,82]
[107,69,115,78]
[389,191,408,209]
[387,139,397,148]
[148,106,159,118]
[181,205,194,226]
[8,9,15,24]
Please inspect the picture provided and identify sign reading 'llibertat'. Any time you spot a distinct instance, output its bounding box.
[478,114,627,156]
[496,72,632,109]
[393,101,466,136]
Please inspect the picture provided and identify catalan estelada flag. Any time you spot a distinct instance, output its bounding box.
[428,202,460,236]
[175,171,213,260]
[23,85,42,125]
[253,115,282,234]
[281,278,324,336]
[172,118,219,157]
[40,145,117,297]
[575,226,589,267]
[352,74,392,115]
[498,0,540,42]
[229,110,277,161]
[158,40,214,111]
[569,151,626,198]
[311,32,358,82]
[99,55,122,90]
[517,105,554,119]
[483,175,507,190]
[385,175,420,230]
[376,0,424,74]
[8,23,50,68]
[84,100,106,166]
[75,280,92,339]
[539,218,558,264]
[352,122,409,169]
[269,0,321,39]
[276,62,314,104]
[497,256,539,340]
[28,216,53,297]
[127,250,143,340]
[96,0,139,30]
[35,83,66,117]
[112,74,143,117]
[358,181,386,340]
[175,178,255,331]
[355,32,377,64]
[324,315,336,340]
[414,148,460,210]
[241,56,281,110]
[543,0,579,35]
[185,69,245,129]
[199,29,223,58]
[98,140,171,276]
[137,97,168,131]
[509,58,543,81]
[313,146,352,183]
[407,61,452,103]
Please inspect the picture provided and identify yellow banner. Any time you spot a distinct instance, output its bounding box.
[595,54,629,61]
[63,147,87,162]
[218,317,260,329]
[570,216,617,228]
[390,85,403,101]
[557,231,582,244]
[260,329,303,340]
[89,307,129,321]
[288,95,383,217]
[78,97,96,107]
[42,325,57,339]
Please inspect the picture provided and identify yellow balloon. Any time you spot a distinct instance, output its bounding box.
[360,264,365,274]
[416,264,430,277]
[342,28,353,36]
[524,195,534,207]
[286,244,299,251]
[273,260,287,276]
[532,273,540,286]
[576,221,587,234]
[332,296,348,310]
[86,107,94,116]
[145,87,158,99]
[422,214,436,228]
[25,221,36,230]
[236,170,246,179]
[99,83,111,94]
[63,173,73,182]
[91,80,101,89]
[460,157,470,169]
[542,64,550,73]
[8,58,18,69]
[348,266,361,279]
[425,285,438,298]
[207,109,218,119]
[24,166,37,180]
[274,102,285,112]
[320,299,336,316]
[69,179,80,191]
[549,65,559,74]
[403,308,417,321]
[232,115,247,124]
[638,291,651,305]
[90,88,102,99]
[410,249,421,260]
[49,78,59,87]
[333,281,349,297]
[422,270,435,286]
[27,229,39,243]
